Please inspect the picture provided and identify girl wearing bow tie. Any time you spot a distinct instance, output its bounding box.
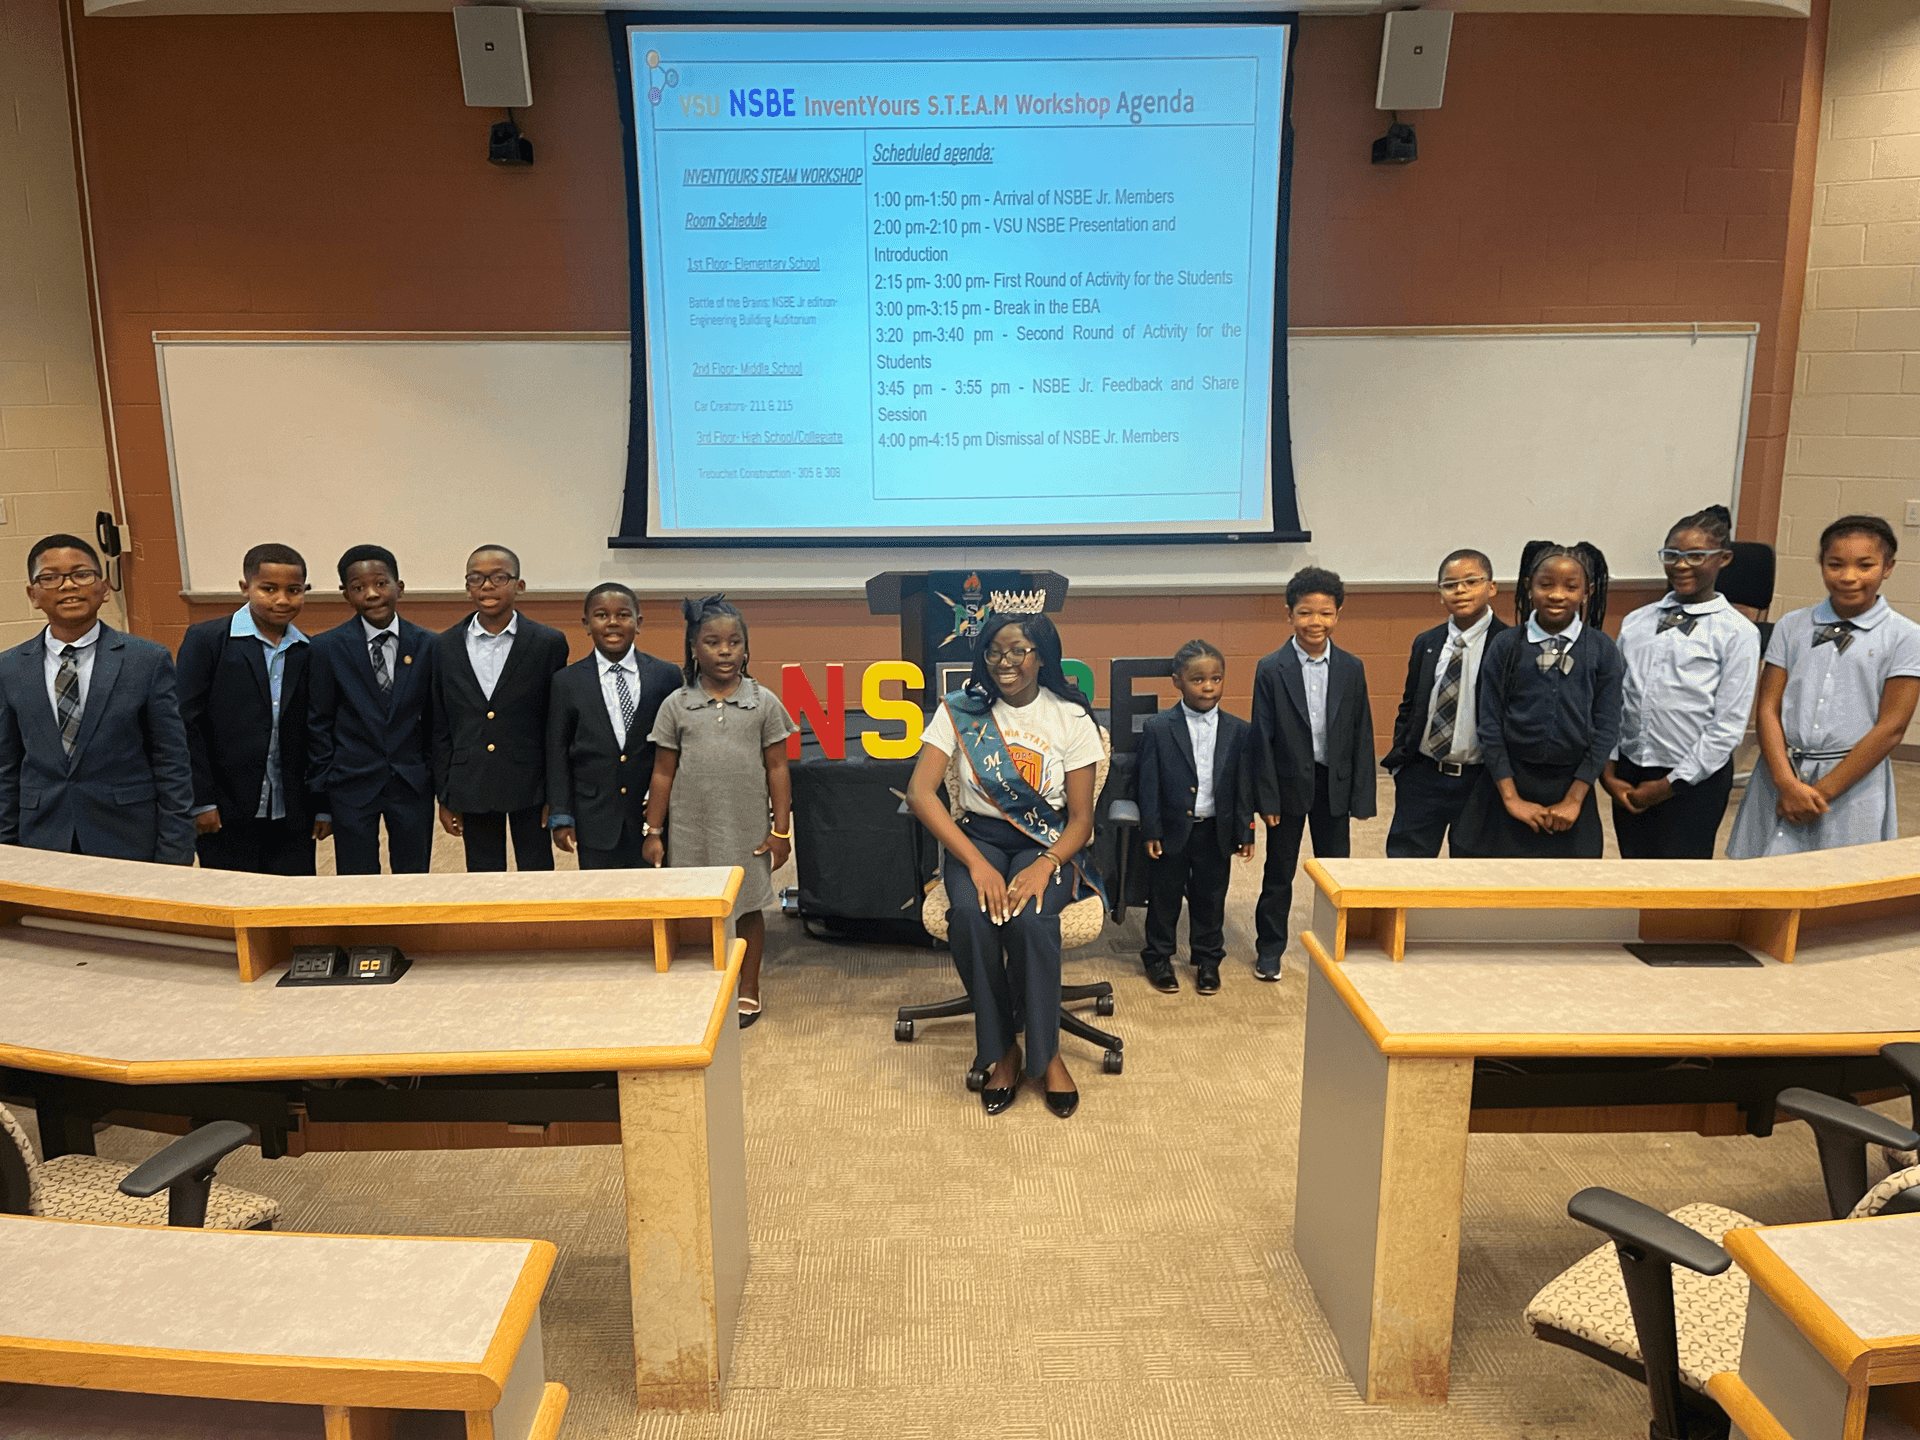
[1726,515,1920,859]
[1603,506,1761,858]
[1452,542,1624,859]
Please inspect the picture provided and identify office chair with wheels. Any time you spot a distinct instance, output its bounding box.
[1525,1057,1920,1440]
[893,726,1125,1083]
[0,1102,278,1230]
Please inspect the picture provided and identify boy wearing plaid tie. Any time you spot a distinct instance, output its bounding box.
[1726,514,1920,859]
[0,533,194,864]
[546,584,682,869]
[306,544,437,874]
[1604,506,1760,859]
[1383,549,1506,857]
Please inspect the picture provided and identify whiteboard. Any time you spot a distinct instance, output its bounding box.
[157,325,1754,596]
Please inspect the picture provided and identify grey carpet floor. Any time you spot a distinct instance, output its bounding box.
[19,764,1919,1438]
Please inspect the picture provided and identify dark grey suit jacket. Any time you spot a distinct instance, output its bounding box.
[1250,641,1377,820]
[0,624,196,864]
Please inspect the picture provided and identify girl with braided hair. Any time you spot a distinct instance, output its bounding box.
[644,594,797,1027]
[1452,541,1624,858]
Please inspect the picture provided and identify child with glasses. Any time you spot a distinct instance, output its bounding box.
[430,545,570,872]
[0,532,194,864]
[1726,514,1920,859]
[1383,549,1507,857]
[1602,506,1760,859]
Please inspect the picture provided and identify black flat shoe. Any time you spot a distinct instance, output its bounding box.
[1195,964,1221,995]
[1044,1087,1080,1119]
[982,1075,1022,1115]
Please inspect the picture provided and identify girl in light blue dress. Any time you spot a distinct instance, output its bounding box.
[1726,515,1920,859]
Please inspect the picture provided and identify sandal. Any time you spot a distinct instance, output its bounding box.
[737,997,762,1029]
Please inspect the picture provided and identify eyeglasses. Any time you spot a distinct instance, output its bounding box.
[465,573,520,589]
[984,645,1037,665]
[32,569,101,590]
[1437,577,1489,594]
[1657,548,1729,567]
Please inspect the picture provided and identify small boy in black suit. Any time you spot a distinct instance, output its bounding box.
[1382,549,1506,858]
[1136,640,1256,996]
[547,584,683,869]
[1250,566,1376,979]
[432,545,571,872]
[306,544,436,875]
[175,542,319,875]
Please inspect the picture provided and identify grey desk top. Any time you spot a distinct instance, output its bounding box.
[1330,911,1920,1049]
[0,1216,534,1363]
[1754,1213,1920,1342]
[0,927,728,1081]
[1314,835,1920,905]
[0,843,739,919]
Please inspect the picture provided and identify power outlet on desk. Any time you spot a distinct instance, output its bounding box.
[278,944,412,987]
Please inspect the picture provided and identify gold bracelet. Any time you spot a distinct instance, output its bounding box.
[1040,850,1064,871]
[769,825,792,840]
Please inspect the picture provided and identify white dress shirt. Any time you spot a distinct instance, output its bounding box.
[1615,591,1761,786]
[1292,637,1330,765]
[1181,702,1219,818]
[596,646,641,745]
[1423,609,1494,765]
[466,611,518,700]
[42,622,102,720]
[360,614,400,676]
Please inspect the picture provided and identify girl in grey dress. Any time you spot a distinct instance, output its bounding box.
[1726,516,1920,859]
[643,596,797,1026]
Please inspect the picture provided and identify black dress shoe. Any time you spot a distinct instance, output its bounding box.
[1195,963,1221,995]
[982,1075,1022,1115]
[1143,956,1180,993]
[1044,1087,1080,1119]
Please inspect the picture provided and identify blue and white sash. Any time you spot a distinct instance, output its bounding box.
[944,690,1106,905]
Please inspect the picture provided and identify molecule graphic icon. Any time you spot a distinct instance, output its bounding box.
[643,49,678,106]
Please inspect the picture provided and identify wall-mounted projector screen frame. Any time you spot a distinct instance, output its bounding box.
[605,9,1305,549]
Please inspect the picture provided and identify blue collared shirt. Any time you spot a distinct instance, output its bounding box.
[1291,637,1331,765]
[229,607,307,820]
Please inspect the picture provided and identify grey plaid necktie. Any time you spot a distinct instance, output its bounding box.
[612,664,636,740]
[369,633,393,694]
[1422,638,1463,759]
[1812,620,1856,653]
[54,644,83,756]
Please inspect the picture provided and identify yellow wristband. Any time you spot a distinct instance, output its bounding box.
[769,825,792,840]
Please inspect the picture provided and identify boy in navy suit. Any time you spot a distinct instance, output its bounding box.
[1250,567,1376,979]
[307,544,436,875]
[0,533,195,864]
[1383,549,1506,857]
[176,542,319,874]
[432,545,570,872]
[1136,640,1255,995]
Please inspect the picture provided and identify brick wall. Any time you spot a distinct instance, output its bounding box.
[1777,0,1920,735]
[0,0,122,648]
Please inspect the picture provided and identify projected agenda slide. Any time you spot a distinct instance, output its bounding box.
[627,26,1290,540]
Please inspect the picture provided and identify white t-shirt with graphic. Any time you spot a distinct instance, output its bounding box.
[920,688,1103,818]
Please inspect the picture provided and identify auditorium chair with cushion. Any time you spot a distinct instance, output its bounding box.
[894,726,1125,1083]
[0,1102,279,1230]
[1526,1053,1920,1440]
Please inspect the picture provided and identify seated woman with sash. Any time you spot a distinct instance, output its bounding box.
[908,613,1105,1119]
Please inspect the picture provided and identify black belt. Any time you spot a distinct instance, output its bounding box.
[1422,756,1482,778]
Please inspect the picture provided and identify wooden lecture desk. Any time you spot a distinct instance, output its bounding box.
[0,847,749,1413]
[1294,837,1920,1408]
[1710,1211,1920,1440]
[0,1216,565,1438]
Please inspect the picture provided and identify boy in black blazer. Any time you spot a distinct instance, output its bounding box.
[307,544,436,875]
[1136,640,1256,995]
[432,545,571,872]
[176,543,318,875]
[0,533,194,865]
[1383,549,1506,858]
[1250,566,1376,979]
[546,584,682,869]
